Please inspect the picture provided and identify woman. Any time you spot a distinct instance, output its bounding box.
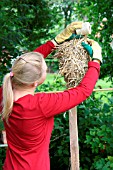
[0,22,102,170]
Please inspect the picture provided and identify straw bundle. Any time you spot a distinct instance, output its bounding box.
[54,37,90,88]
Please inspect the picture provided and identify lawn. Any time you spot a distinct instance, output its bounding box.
[95,77,112,89]
[94,77,113,100]
[45,73,65,84]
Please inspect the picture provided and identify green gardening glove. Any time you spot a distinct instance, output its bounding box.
[81,42,93,58]
[66,33,83,41]
[82,40,102,63]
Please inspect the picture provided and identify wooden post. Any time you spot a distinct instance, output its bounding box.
[69,106,79,170]
[93,88,113,92]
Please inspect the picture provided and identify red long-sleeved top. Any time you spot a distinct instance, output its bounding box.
[0,41,100,170]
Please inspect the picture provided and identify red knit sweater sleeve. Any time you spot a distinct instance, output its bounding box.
[38,61,100,117]
[33,41,55,58]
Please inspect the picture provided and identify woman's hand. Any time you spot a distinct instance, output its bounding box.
[82,40,102,64]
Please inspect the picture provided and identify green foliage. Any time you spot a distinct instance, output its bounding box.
[0,147,6,169]
[50,112,70,169]
[75,0,113,80]
[0,120,4,131]
[78,93,113,169]
[0,0,62,82]
[37,76,66,92]
[45,58,59,73]
[92,157,113,170]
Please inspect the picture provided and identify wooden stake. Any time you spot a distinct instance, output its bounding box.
[69,106,79,170]
[93,88,113,92]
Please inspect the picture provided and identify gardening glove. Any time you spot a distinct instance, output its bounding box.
[81,42,93,58]
[66,33,83,41]
[54,21,83,44]
[82,40,102,64]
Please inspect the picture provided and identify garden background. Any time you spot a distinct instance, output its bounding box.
[0,0,113,169]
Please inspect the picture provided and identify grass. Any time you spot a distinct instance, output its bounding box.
[95,77,112,89]
[45,73,65,84]
[94,77,113,101]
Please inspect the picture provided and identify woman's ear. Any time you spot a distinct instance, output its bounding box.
[32,81,38,87]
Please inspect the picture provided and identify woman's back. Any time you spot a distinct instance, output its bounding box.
[3,93,54,170]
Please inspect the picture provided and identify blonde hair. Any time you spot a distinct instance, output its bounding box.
[2,52,45,122]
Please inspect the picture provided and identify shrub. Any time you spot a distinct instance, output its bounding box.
[78,93,113,169]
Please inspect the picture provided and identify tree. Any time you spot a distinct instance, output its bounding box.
[0,0,113,82]
[75,0,113,80]
[0,0,62,82]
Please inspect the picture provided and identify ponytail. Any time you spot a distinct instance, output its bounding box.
[2,73,13,123]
